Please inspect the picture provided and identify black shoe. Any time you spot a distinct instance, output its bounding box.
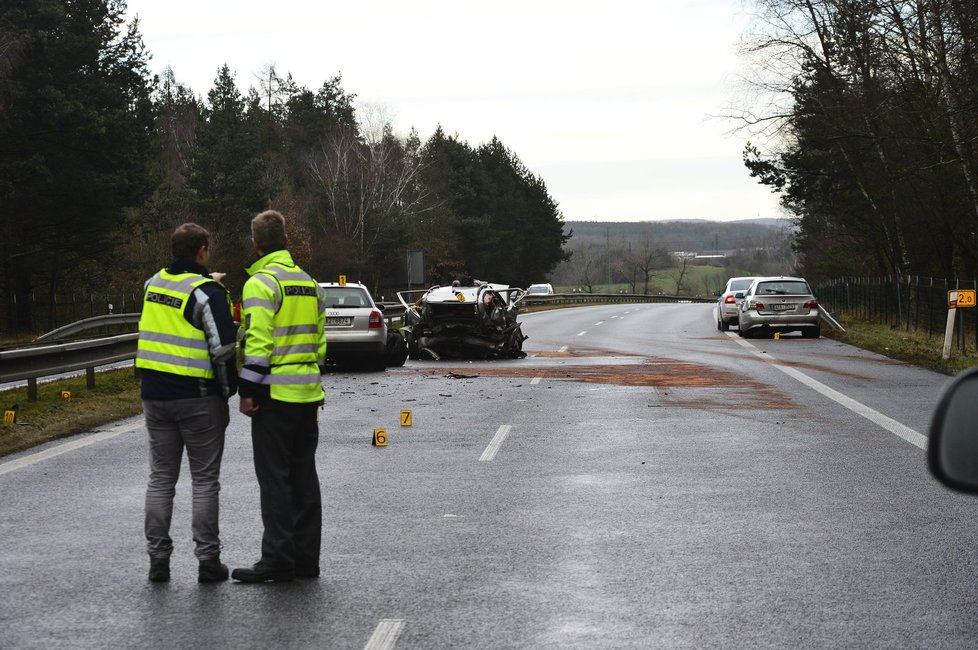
[149,557,170,583]
[198,557,229,583]
[231,563,294,583]
[295,565,320,579]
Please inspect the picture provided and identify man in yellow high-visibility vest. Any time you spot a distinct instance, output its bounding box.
[136,223,238,583]
[232,210,327,583]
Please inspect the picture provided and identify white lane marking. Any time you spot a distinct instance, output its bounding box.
[558,346,569,353]
[726,333,927,450]
[530,377,542,385]
[577,331,587,337]
[595,320,605,326]
[479,425,513,461]
[364,619,405,650]
[0,420,144,477]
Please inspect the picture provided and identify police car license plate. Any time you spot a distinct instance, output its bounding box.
[326,316,353,326]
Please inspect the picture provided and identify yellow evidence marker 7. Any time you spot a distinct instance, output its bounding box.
[400,410,412,426]
[372,428,388,447]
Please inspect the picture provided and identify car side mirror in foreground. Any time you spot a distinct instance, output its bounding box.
[928,367,978,494]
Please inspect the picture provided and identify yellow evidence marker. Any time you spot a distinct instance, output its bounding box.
[338,275,347,286]
[372,428,388,447]
[61,390,72,400]
[3,410,15,424]
[400,410,412,427]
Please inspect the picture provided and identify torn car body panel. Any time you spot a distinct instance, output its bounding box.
[397,282,528,360]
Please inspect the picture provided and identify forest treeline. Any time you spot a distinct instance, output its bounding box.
[741,0,978,285]
[0,0,569,333]
[11,0,968,336]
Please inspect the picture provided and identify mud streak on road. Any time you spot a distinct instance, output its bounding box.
[413,354,792,409]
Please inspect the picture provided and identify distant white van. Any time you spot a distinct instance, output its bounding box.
[527,283,554,295]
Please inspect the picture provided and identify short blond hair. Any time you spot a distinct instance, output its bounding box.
[251,210,287,253]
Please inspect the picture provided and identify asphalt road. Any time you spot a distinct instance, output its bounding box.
[1,303,975,649]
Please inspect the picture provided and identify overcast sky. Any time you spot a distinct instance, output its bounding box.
[123,0,781,223]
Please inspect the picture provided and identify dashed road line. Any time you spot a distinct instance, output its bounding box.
[0,420,144,477]
[530,377,542,385]
[479,425,513,461]
[576,331,587,337]
[726,333,926,450]
[364,619,405,650]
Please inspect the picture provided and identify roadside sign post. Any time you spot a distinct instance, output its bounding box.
[944,290,976,359]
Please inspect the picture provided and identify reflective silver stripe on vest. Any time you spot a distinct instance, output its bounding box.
[136,351,214,371]
[272,344,321,357]
[274,324,320,337]
[269,269,314,282]
[148,275,204,294]
[239,367,267,383]
[139,330,210,350]
[243,355,271,368]
[238,368,322,385]
[252,272,282,298]
[242,296,276,311]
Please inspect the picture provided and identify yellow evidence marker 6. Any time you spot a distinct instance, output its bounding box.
[372,428,388,447]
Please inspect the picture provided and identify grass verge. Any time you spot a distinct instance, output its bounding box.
[0,368,142,458]
[824,317,977,375]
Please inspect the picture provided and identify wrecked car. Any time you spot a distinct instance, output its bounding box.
[397,281,528,360]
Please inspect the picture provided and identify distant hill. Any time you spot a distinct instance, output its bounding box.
[563,218,795,254]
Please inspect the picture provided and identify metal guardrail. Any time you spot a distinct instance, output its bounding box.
[520,292,715,307]
[0,333,138,401]
[34,313,140,342]
[1,294,710,401]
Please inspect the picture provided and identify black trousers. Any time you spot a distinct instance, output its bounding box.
[250,400,322,570]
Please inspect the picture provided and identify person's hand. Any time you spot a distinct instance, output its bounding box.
[239,396,259,417]
[210,271,227,285]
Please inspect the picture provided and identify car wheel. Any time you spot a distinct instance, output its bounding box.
[805,325,821,339]
[737,320,750,337]
[386,331,408,367]
[718,316,729,332]
[404,331,420,360]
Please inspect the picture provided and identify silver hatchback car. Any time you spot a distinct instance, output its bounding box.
[717,276,756,331]
[736,276,821,338]
[320,281,388,370]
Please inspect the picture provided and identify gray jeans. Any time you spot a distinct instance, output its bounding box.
[144,395,229,560]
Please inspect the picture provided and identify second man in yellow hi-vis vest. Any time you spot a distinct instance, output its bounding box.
[232,210,328,583]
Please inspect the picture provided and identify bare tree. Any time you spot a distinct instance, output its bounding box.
[672,252,693,295]
[306,114,431,285]
[572,244,600,293]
